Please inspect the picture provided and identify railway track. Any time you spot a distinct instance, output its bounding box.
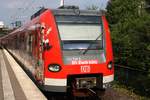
[44,88,103,100]
[43,87,138,100]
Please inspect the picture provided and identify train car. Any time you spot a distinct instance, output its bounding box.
[0,6,114,93]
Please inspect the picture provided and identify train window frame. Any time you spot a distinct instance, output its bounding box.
[55,15,101,24]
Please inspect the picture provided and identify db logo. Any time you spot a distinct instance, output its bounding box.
[80,65,90,73]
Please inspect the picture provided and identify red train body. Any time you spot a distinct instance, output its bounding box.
[0,7,114,92]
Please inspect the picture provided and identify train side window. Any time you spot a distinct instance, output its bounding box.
[26,34,33,55]
[34,34,38,46]
[15,35,19,49]
[22,34,25,49]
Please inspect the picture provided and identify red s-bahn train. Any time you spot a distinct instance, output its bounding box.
[0,7,114,93]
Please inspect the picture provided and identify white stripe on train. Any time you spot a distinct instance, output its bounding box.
[44,74,114,86]
[103,74,114,83]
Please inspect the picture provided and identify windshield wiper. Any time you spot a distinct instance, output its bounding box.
[82,34,102,55]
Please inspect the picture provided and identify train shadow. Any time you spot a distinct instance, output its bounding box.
[43,92,67,100]
[43,91,103,100]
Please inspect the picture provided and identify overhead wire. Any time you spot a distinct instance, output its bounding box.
[99,0,105,10]
[10,0,43,27]
[10,0,33,27]
[21,0,46,20]
[10,0,30,20]
[21,0,37,15]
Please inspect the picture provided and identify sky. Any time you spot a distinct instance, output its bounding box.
[0,0,109,27]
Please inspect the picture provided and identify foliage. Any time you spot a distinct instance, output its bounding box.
[112,82,150,100]
[145,0,150,13]
[106,0,150,71]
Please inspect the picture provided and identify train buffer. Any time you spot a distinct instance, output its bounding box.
[0,48,47,100]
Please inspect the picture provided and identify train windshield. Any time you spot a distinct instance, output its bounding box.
[55,15,103,50]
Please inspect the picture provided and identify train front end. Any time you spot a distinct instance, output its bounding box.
[41,8,114,92]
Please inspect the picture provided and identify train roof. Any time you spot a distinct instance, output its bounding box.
[52,9,103,16]
[31,6,104,20]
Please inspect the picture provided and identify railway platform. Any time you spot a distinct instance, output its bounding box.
[0,48,47,100]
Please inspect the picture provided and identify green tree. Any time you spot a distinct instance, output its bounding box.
[145,0,150,13]
[107,0,150,71]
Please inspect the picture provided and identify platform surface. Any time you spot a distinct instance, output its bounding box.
[0,48,47,100]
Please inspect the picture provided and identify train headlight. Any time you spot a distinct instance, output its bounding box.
[48,64,61,72]
[107,62,113,69]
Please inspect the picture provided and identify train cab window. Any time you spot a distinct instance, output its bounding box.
[55,15,103,50]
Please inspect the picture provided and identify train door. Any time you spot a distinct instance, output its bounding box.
[34,24,44,84]
[26,33,35,73]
